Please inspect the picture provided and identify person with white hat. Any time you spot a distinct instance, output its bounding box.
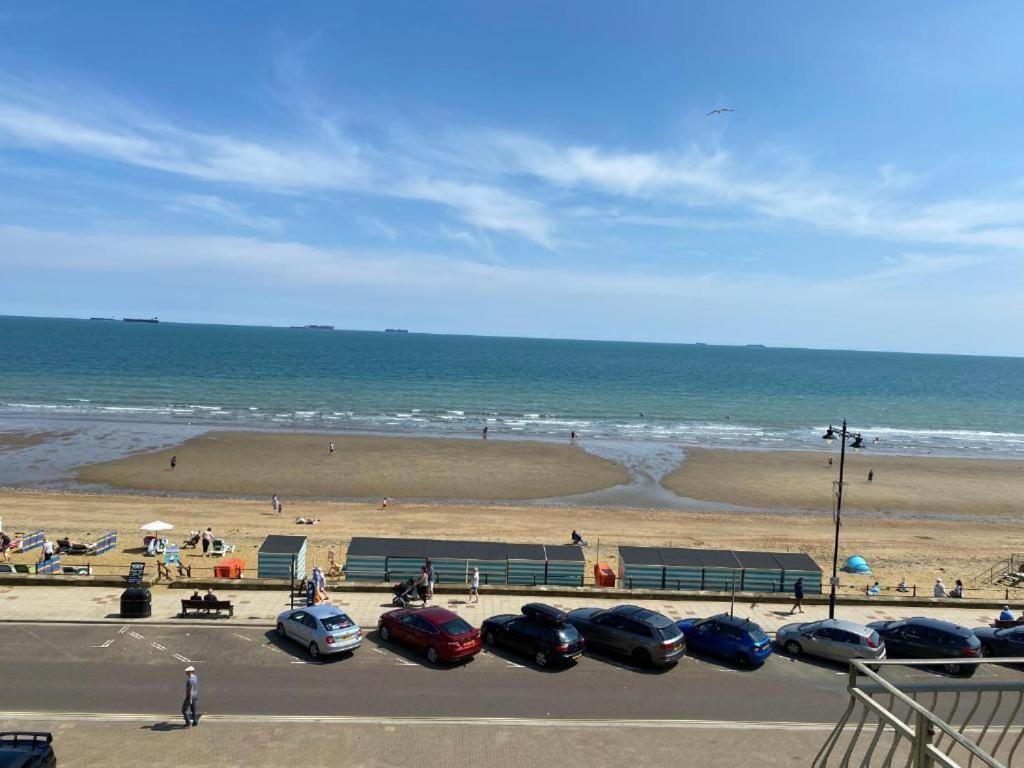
[181,666,199,727]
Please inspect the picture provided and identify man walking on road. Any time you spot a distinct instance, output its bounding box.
[181,665,199,727]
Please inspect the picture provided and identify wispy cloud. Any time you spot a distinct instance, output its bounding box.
[168,194,284,234]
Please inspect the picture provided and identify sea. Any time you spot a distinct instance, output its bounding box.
[1,316,1023,489]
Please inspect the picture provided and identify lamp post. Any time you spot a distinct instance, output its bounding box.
[822,420,866,620]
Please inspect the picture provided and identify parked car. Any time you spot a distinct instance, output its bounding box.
[275,605,362,659]
[676,613,772,667]
[566,604,684,667]
[972,625,1024,659]
[0,732,56,768]
[776,618,885,663]
[481,602,585,667]
[378,606,481,664]
[867,617,981,676]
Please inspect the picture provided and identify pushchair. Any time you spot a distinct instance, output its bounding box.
[392,577,417,607]
[182,530,201,549]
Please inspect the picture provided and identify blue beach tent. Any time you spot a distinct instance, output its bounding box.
[842,555,872,575]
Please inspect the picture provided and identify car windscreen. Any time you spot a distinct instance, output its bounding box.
[656,625,681,641]
[320,614,354,631]
[441,618,473,636]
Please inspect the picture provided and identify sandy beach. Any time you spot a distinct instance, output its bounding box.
[664,448,1024,518]
[3,489,1023,597]
[76,431,630,501]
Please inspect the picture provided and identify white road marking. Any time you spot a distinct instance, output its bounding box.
[504,661,526,669]
[117,627,128,635]
[0,711,844,730]
[372,648,385,655]
[89,640,113,649]
[232,633,252,642]
[151,643,167,651]
[128,631,144,640]
[172,654,191,663]
[393,659,417,667]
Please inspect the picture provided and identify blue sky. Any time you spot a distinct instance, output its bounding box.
[1,2,1023,354]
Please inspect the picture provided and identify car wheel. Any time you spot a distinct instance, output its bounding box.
[784,640,802,656]
[276,622,286,639]
[483,629,496,646]
[631,648,652,668]
[535,650,549,667]
[734,652,750,668]
[379,624,391,641]
[309,642,320,659]
[981,644,993,658]
[426,646,439,664]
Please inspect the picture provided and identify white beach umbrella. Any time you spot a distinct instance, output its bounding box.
[139,520,174,532]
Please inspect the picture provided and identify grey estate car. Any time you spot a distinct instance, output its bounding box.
[776,618,886,663]
[567,604,685,667]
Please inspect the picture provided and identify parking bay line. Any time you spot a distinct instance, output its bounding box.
[89,639,113,649]
[0,711,841,731]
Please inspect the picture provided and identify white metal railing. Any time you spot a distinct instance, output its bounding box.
[814,658,1024,767]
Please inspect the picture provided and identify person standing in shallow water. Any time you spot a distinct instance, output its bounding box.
[482,426,488,440]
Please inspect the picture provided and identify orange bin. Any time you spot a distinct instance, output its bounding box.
[594,562,616,587]
[213,558,245,579]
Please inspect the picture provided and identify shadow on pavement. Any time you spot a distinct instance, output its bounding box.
[140,722,186,732]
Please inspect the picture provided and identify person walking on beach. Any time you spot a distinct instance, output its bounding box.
[379,496,389,511]
[181,665,199,727]
[271,494,280,514]
[201,527,213,556]
[170,455,177,471]
[826,456,834,469]
[570,430,577,445]
[867,469,874,483]
[789,577,805,614]
[482,426,488,440]
[469,567,480,604]
[41,538,55,563]
[329,441,335,456]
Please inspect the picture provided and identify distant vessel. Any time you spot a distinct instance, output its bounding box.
[124,317,159,324]
[745,343,766,348]
[695,342,707,346]
[89,317,116,321]
[290,324,334,330]
[385,328,409,334]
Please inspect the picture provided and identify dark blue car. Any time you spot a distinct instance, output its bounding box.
[676,613,772,667]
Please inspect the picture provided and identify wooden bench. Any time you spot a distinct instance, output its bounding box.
[179,598,234,618]
[991,619,1024,629]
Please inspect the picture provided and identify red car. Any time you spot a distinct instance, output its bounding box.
[378,606,481,663]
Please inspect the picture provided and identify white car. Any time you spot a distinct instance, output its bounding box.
[276,605,362,658]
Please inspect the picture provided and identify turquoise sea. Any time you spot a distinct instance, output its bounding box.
[2,316,1023,464]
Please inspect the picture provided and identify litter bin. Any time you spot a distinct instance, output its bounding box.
[120,586,152,618]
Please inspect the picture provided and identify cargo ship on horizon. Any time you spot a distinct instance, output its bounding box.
[123,317,159,324]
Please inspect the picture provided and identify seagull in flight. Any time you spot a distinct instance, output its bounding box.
[706,107,734,116]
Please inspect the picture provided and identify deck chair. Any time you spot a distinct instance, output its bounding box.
[210,538,236,556]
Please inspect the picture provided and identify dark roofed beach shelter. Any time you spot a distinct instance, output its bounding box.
[542,545,586,586]
[772,552,823,593]
[618,546,665,589]
[734,550,785,592]
[257,535,307,579]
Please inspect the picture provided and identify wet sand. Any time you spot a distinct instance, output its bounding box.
[4,489,1023,596]
[0,429,78,454]
[664,448,1024,518]
[75,431,630,501]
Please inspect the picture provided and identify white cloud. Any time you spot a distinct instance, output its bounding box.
[169,194,283,234]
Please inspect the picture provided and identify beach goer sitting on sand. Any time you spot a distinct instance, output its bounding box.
[934,579,947,598]
[294,516,320,525]
[868,582,881,596]
[950,579,964,598]
[897,578,909,593]
[571,529,584,545]
[203,588,218,603]
[999,605,1015,622]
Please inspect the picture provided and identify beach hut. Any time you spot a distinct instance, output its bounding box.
[506,543,549,586]
[696,549,743,591]
[342,537,389,581]
[543,545,586,586]
[774,552,824,593]
[618,546,665,589]
[735,551,785,593]
[257,535,307,580]
[659,548,705,591]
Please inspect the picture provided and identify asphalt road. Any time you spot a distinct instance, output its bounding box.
[8,622,1023,726]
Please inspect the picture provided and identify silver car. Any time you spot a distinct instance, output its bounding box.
[776,618,885,663]
[276,605,363,659]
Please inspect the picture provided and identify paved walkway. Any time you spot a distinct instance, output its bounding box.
[0,584,1008,632]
